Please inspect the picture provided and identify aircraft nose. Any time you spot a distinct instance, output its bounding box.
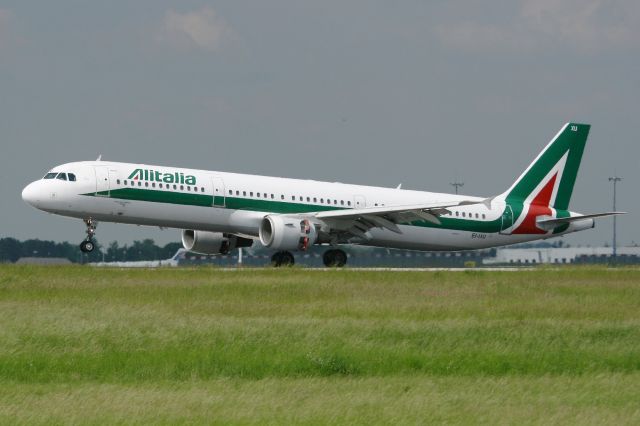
[22,182,42,207]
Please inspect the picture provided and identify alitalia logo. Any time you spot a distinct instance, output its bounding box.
[128,168,196,185]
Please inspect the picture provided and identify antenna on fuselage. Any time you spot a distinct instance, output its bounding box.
[96,155,102,161]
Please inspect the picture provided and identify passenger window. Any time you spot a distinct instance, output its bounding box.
[117,179,121,185]
[291,196,295,201]
[236,191,240,195]
[68,173,77,182]
[313,197,317,203]
[229,190,232,195]
[180,185,184,190]
[145,182,149,187]
[475,213,479,218]
[159,183,163,189]
[482,214,486,219]
[187,186,190,191]
[271,194,275,199]
[307,197,310,202]
[455,211,459,217]
[138,182,142,187]
[250,192,253,197]
[44,172,57,179]
[201,188,205,193]
[347,201,351,206]
[281,195,285,200]
[152,183,156,188]
[243,191,246,196]
[341,200,344,205]
[173,184,177,189]
[334,200,337,205]
[56,173,67,181]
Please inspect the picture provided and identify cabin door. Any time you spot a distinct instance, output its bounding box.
[212,177,225,207]
[94,166,110,196]
[354,195,366,208]
[499,205,514,235]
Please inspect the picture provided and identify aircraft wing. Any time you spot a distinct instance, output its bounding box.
[312,199,487,239]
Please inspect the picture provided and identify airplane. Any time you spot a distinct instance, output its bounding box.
[21,122,624,267]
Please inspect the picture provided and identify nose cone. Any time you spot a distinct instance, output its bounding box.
[22,182,42,207]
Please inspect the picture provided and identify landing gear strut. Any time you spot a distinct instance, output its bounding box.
[80,218,97,253]
[323,249,347,267]
[271,251,295,267]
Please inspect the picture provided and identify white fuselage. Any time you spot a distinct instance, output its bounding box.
[22,161,587,251]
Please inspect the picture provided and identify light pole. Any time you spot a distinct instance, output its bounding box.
[450,181,464,195]
[608,176,622,262]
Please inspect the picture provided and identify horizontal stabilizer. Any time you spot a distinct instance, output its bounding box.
[537,212,626,228]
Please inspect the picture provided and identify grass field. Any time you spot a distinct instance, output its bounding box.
[0,266,639,424]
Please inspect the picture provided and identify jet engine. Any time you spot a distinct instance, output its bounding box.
[181,230,253,255]
[259,215,319,251]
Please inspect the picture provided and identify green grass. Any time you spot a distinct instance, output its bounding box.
[0,266,639,424]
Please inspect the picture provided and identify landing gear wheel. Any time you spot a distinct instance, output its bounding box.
[80,218,98,254]
[271,251,295,267]
[323,249,347,267]
[80,240,95,253]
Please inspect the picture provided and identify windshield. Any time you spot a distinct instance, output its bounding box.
[43,172,77,181]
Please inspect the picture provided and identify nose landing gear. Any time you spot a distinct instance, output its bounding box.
[80,218,97,253]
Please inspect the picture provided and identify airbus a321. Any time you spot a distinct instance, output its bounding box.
[22,123,623,266]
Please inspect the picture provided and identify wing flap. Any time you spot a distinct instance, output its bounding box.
[314,199,484,220]
[313,199,488,239]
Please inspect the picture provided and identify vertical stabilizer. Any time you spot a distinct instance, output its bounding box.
[501,123,589,210]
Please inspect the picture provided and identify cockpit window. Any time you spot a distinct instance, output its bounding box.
[43,172,77,181]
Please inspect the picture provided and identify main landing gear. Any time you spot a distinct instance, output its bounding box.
[323,249,347,267]
[271,251,295,267]
[79,218,97,253]
[271,249,349,267]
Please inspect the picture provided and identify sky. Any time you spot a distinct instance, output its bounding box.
[1,0,638,247]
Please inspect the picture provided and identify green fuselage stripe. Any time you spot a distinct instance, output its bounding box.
[85,188,522,234]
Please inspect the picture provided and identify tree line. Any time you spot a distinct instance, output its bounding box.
[0,237,182,263]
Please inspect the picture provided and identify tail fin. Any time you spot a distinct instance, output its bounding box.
[501,122,590,210]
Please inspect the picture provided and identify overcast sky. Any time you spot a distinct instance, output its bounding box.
[1,0,638,247]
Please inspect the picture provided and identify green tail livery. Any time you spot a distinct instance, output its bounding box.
[498,123,592,235]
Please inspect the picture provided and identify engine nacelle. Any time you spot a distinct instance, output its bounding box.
[259,215,318,251]
[181,230,253,255]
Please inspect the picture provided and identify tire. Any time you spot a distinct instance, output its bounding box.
[272,251,294,267]
[333,249,347,267]
[323,249,347,267]
[80,240,95,253]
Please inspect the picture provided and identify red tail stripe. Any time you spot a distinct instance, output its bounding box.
[512,174,557,234]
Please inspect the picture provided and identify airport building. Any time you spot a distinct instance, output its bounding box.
[482,246,640,265]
